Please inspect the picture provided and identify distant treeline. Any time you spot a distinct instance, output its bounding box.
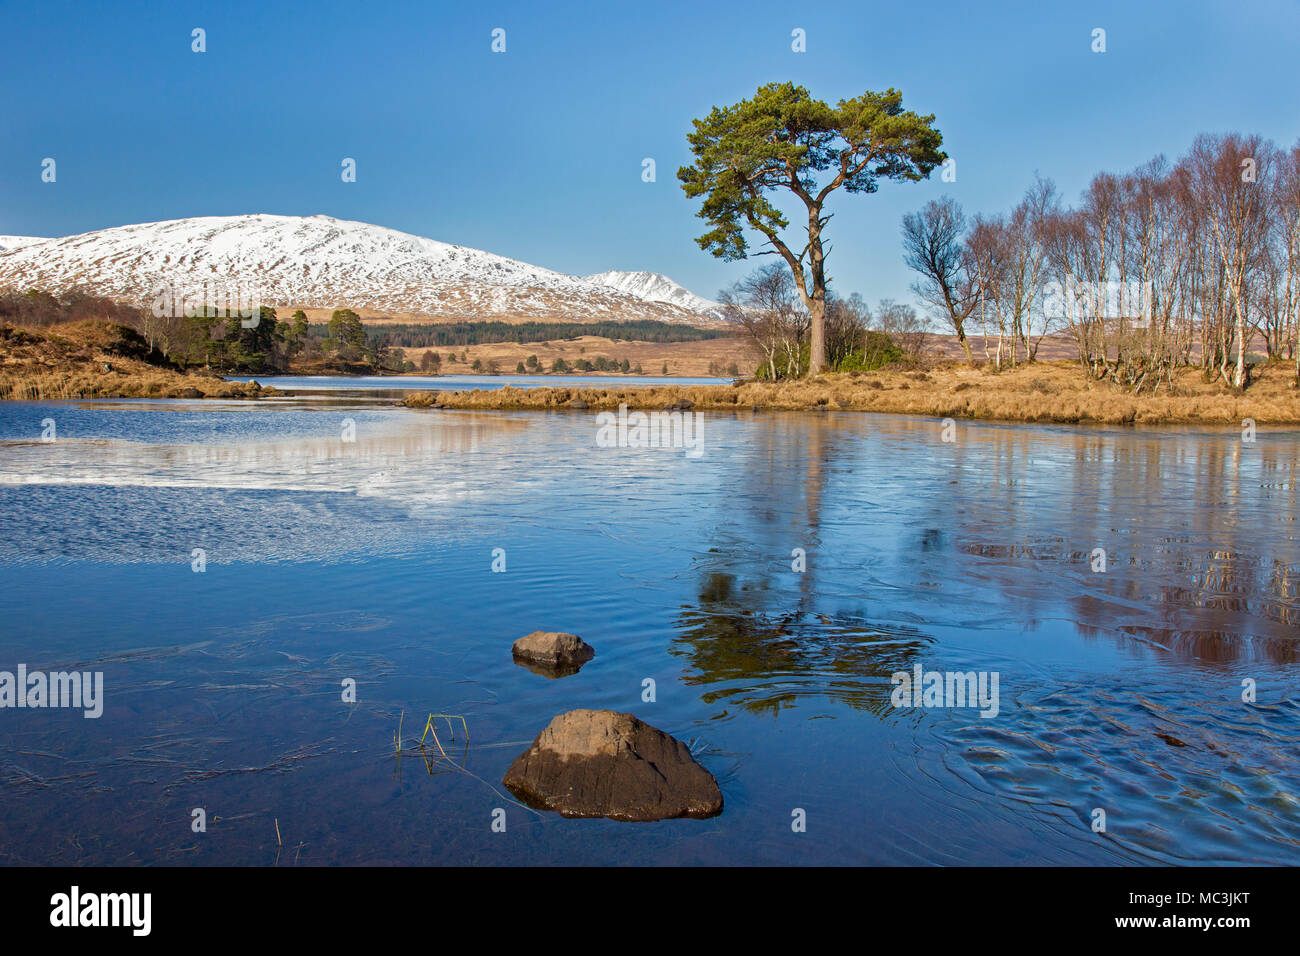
[0,291,725,375]
[321,319,726,349]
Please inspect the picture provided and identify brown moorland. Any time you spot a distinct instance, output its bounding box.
[404,333,752,377]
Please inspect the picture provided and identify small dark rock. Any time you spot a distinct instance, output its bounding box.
[512,631,595,678]
[180,387,203,399]
[567,398,589,409]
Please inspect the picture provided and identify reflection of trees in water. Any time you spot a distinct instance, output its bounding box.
[676,415,1300,709]
[951,426,1300,664]
[1083,546,1300,663]
[673,572,929,718]
[672,415,930,718]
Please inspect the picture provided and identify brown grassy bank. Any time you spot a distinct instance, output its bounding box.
[0,321,278,400]
[391,333,752,378]
[403,359,1300,425]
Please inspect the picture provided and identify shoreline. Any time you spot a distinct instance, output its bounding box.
[6,365,1297,427]
[400,361,1300,426]
[5,322,1299,426]
[7,365,1298,426]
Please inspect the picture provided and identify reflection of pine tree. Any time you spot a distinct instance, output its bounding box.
[673,580,929,718]
[671,415,932,719]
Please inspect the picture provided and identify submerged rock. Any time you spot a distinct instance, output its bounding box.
[502,709,723,821]
[511,631,594,678]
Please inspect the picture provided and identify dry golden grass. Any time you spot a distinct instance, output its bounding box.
[403,359,1300,425]
[0,370,273,401]
[413,334,752,378]
[0,320,276,401]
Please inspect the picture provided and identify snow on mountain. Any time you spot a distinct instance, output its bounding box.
[0,215,722,325]
[584,270,720,316]
[0,236,47,253]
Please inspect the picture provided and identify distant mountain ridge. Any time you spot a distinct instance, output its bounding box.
[584,270,721,316]
[0,214,723,325]
[0,236,44,253]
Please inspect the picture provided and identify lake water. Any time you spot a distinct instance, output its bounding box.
[1,395,1298,865]
[227,373,731,396]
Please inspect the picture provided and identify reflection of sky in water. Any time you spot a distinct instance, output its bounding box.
[1,399,1299,865]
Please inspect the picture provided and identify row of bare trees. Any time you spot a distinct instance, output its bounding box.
[902,132,1300,390]
[0,288,144,328]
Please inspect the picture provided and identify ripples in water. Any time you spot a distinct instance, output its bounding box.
[934,680,1300,865]
[1,399,1298,864]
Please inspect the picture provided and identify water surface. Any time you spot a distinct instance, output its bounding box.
[227,373,730,395]
[1,398,1298,865]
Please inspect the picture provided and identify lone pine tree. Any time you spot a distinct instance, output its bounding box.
[679,82,945,375]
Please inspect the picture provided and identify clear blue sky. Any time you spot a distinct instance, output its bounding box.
[2,0,1298,310]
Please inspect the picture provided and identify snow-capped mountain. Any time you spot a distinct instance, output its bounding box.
[584,270,720,316]
[0,215,721,325]
[0,236,45,253]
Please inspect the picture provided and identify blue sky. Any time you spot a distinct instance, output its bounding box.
[2,0,1298,309]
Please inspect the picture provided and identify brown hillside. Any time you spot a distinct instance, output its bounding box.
[0,321,275,400]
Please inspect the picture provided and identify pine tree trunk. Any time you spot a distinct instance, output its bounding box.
[809,298,826,375]
[807,205,828,376]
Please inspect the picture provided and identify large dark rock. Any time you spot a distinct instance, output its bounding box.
[511,631,594,678]
[502,709,723,821]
